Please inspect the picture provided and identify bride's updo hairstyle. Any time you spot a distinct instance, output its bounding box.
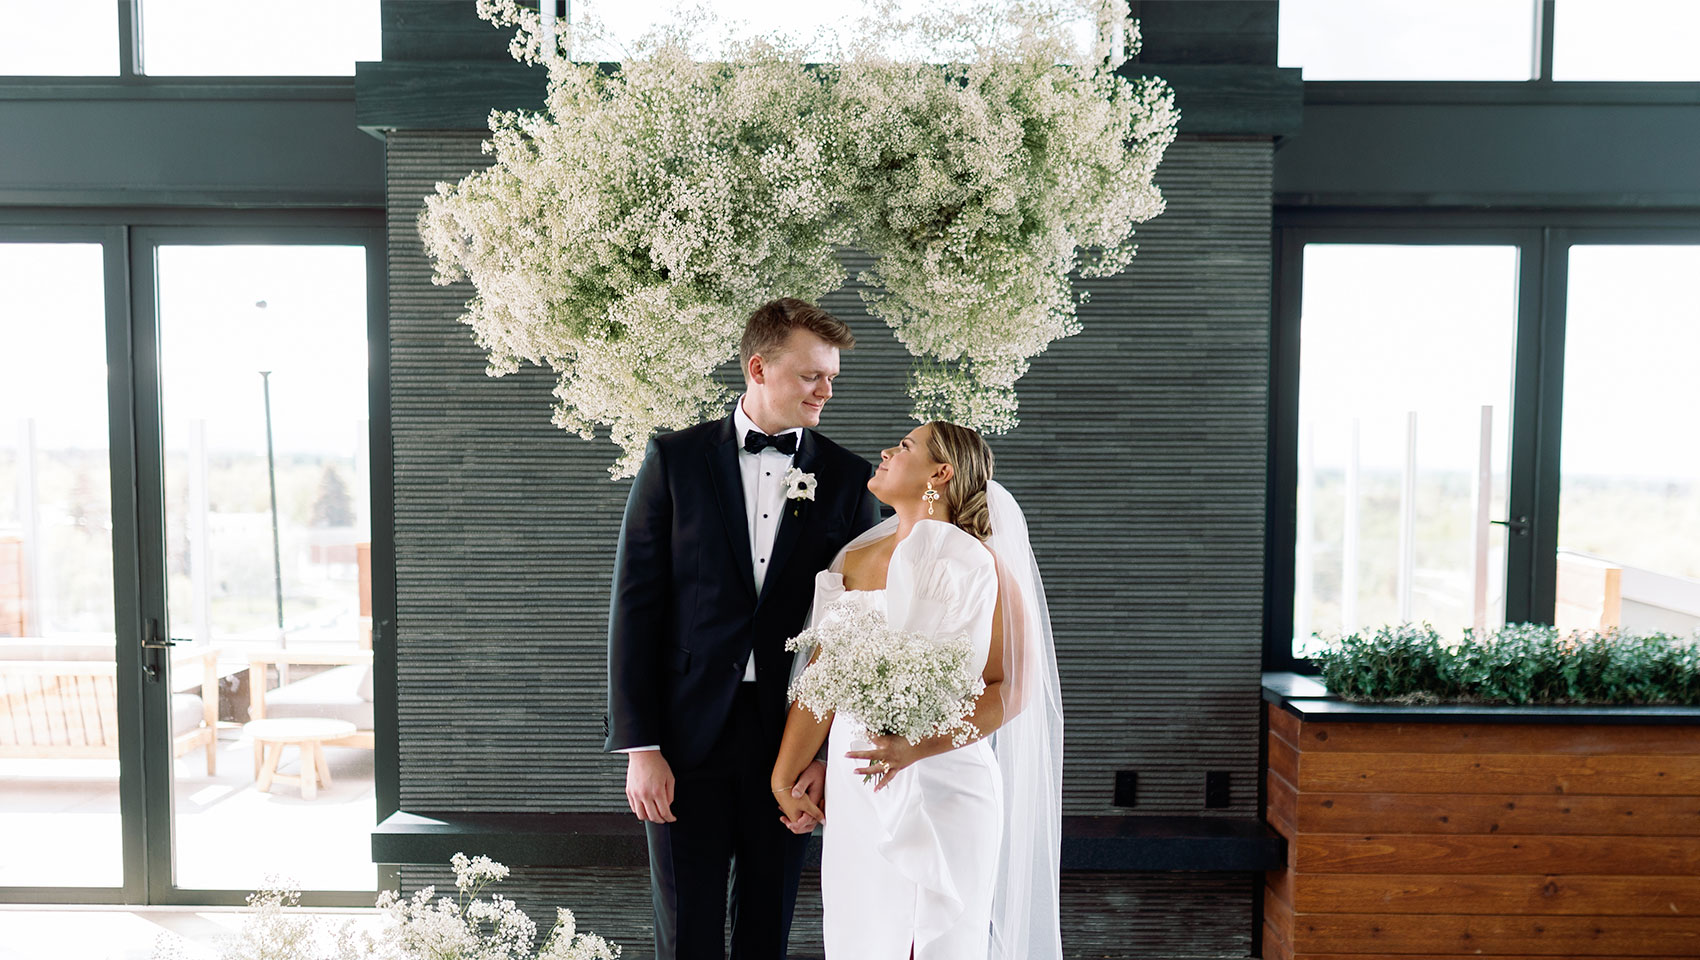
[924,421,995,542]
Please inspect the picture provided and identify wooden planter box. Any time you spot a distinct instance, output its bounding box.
[1262,677,1700,960]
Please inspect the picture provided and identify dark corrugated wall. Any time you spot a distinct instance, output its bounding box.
[388,130,1270,958]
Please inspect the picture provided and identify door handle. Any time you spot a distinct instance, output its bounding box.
[142,618,176,681]
[1490,516,1531,536]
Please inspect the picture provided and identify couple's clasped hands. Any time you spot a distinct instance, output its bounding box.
[629,736,924,830]
[771,761,827,834]
[623,751,832,831]
[770,734,926,829]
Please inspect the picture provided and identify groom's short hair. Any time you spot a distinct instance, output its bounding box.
[740,298,855,370]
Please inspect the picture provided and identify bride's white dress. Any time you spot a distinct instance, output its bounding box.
[813,520,1003,960]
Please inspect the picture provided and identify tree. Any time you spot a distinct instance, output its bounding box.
[309,466,355,528]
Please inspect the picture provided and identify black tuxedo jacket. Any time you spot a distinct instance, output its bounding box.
[604,414,881,770]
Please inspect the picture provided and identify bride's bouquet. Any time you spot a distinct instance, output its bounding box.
[786,599,987,755]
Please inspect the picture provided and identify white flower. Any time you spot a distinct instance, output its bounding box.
[786,600,986,753]
[451,851,509,891]
[425,0,1176,477]
[783,467,817,501]
[157,856,621,960]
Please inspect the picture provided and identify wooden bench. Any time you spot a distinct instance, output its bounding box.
[0,642,221,773]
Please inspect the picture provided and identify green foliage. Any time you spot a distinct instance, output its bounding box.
[1313,623,1700,706]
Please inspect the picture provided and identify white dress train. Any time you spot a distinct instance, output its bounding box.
[814,520,1003,960]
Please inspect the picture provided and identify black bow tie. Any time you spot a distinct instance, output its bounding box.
[744,429,799,456]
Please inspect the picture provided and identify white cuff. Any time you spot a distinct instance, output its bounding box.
[616,745,661,753]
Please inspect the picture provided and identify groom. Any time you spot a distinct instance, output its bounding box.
[605,298,882,960]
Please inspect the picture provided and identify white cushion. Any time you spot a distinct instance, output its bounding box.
[263,663,374,729]
[171,693,204,737]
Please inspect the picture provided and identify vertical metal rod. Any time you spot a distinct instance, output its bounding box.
[1471,405,1494,633]
[1398,411,1418,623]
[261,371,284,647]
[118,0,142,77]
[1537,0,1557,81]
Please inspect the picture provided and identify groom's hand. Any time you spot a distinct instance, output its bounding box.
[626,750,677,823]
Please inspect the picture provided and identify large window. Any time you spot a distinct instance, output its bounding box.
[0,0,379,77]
[1281,0,1700,82]
[578,0,1095,60]
[138,0,380,76]
[1278,0,1539,81]
[0,0,119,75]
[1552,0,1700,81]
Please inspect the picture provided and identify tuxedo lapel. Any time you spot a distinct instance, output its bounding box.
[757,429,818,609]
[706,416,758,603]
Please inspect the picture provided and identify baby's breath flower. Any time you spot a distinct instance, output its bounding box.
[424,0,1176,476]
[153,857,620,960]
[451,851,510,891]
[788,599,987,751]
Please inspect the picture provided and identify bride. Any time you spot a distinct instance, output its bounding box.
[770,421,1064,960]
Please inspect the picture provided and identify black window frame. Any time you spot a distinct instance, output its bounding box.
[1265,209,1700,674]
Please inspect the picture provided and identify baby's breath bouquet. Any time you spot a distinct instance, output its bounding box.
[787,600,987,760]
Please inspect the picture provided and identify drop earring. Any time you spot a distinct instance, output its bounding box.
[923,479,940,517]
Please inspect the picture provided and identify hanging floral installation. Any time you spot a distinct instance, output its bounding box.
[421,0,1177,477]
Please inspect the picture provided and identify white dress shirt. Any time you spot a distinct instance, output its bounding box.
[619,399,800,754]
[733,396,801,679]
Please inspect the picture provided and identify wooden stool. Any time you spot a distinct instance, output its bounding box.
[244,717,357,800]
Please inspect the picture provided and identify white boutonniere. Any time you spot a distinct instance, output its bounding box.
[783,466,818,501]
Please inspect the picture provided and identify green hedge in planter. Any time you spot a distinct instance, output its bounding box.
[1313,623,1700,706]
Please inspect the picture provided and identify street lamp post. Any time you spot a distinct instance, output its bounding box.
[261,368,285,650]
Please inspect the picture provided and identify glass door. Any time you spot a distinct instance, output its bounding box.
[133,232,381,901]
[0,237,127,895]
